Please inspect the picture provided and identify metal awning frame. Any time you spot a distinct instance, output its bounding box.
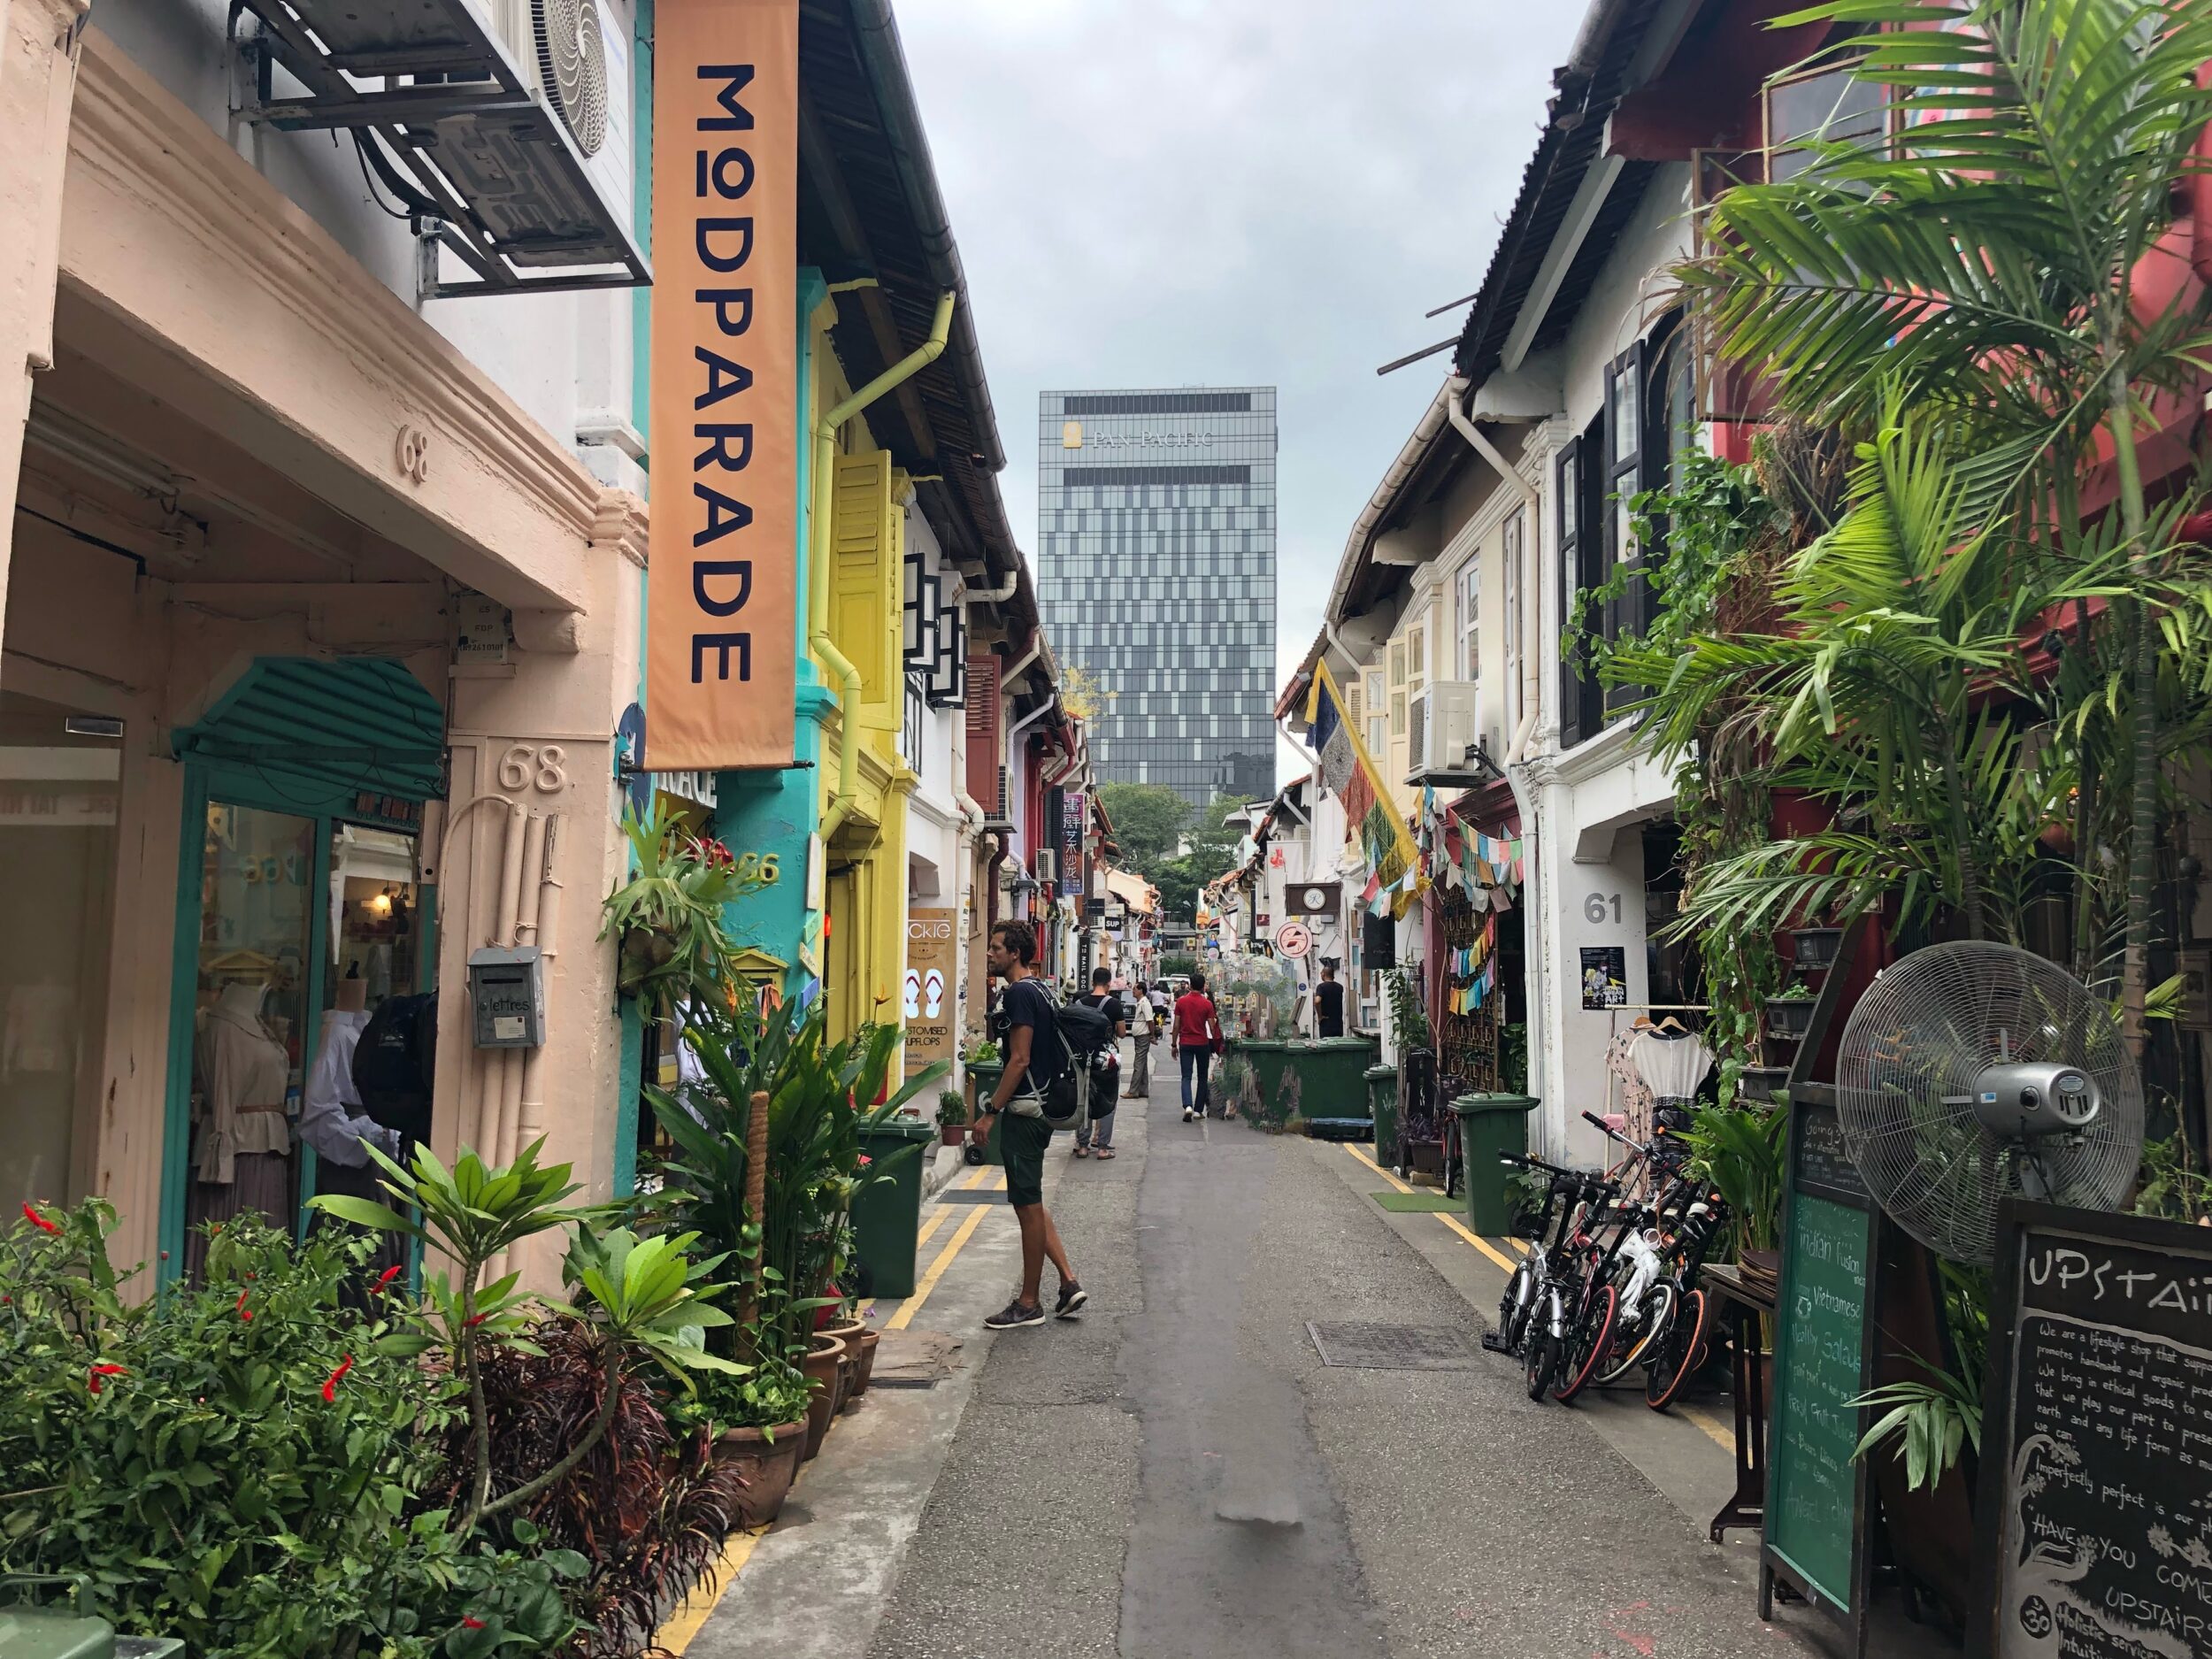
[231,0,650,301]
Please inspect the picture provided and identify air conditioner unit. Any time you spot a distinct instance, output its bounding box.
[480,0,630,216]
[1034,849,1056,887]
[1407,680,1481,780]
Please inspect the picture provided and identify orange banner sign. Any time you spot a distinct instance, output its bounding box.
[646,0,799,772]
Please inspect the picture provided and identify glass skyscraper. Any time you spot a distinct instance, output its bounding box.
[1037,387,1278,810]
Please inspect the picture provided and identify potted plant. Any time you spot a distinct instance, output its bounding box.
[645,995,941,1470]
[936,1089,968,1147]
[1787,926,1843,972]
[698,1345,812,1528]
[1681,1104,1787,1292]
[1763,978,1816,1041]
[599,803,777,1004]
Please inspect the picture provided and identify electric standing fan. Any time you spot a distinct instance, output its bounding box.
[1835,941,2143,1265]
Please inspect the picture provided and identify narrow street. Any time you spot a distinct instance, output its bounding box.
[683,1059,1839,1659]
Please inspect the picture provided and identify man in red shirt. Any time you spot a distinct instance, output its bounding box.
[1172,972,1224,1124]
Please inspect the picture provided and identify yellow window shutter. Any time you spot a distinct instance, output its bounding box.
[831,450,902,732]
[1346,681,1363,726]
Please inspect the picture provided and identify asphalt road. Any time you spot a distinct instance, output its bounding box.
[856,1058,1856,1659]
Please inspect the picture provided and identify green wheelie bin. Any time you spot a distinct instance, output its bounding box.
[1449,1094,1540,1235]
[851,1118,938,1298]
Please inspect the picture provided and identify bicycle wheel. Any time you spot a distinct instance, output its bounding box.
[1494,1257,1535,1354]
[1525,1290,1561,1401]
[1645,1286,1712,1411]
[1554,1283,1618,1405]
[1598,1279,1676,1386]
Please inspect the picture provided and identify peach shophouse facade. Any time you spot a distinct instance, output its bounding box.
[0,0,658,1284]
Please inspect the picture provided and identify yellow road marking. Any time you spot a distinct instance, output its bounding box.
[915,1204,954,1250]
[657,1525,767,1652]
[1343,1142,1519,1273]
[1346,1142,1413,1194]
[886,1203,992,1331]
[961,1164,994,1190]
[1679,1403,1737,1454]
[1436,1211,1520,1273]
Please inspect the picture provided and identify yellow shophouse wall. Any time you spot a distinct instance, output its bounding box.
[809,316,917,1051]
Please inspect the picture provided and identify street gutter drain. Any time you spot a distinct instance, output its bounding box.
[1305,1321,1483,1371]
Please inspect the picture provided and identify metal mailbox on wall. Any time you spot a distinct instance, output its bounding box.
[468,946,545,1048]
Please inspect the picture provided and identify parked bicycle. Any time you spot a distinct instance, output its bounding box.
[1490,1150,1621,1402]
[1572,1110,1728,1410]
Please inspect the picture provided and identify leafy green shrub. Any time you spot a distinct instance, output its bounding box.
[0,1201,575,1657]
[459,1319,741,1658]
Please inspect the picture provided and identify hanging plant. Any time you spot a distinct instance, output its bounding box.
[599,802,777,1002]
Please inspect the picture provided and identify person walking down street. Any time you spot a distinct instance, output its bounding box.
[975,921,1086,1329]
[1314,963,1346,1039]
[1124,975,1155,1100]
[1073,968,1127,1160]
[1173,972,1225,1124]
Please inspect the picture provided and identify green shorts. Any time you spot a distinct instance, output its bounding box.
[1001,1108,1054,1208]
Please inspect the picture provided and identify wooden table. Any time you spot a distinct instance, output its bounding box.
[1703,1262,1772,1544]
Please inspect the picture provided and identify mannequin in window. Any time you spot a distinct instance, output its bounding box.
[185,976,293,1279]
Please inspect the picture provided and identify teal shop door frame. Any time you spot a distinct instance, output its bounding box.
[157,658,444,1284]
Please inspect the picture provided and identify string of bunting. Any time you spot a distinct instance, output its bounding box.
[1444,911,1501,1015]
[1417,786,1524,911]
[1306,661,1426,920]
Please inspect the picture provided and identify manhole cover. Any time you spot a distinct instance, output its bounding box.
[1306,1321,1482,1371]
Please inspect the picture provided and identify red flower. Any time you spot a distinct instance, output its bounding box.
[462,1617,486,1631]
[87,1363,126,1394]
[322,1355,354,1402]
[372,1264,404,1294]
[21,1202,58,1234]
[857,1155,872,1169]
[234,1290,254,1323]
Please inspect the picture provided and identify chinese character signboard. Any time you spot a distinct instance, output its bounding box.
[1059,790,1085,897]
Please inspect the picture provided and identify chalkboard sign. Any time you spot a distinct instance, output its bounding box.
[1763,1096,1879,1652]
[1970,1202,2212,1659]
[1796,1101,1870,1204]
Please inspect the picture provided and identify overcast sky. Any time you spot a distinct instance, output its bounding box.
[893,2,1585,790]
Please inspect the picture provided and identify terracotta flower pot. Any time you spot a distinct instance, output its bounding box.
[822,1317,866,1407]
[941,1123,967,1147]
[801,1333,847,1461]
[843,1329,881,1409]
[712,1419,808,1529]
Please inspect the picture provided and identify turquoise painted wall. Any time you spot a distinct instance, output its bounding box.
[714,270,829,1005]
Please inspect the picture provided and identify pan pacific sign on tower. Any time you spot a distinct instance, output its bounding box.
[1060,421,1216,450]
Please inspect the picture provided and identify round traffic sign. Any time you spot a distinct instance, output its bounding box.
[1275,921,1312,958]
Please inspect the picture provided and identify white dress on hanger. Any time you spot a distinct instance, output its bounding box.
[1629,1027,1715,1105]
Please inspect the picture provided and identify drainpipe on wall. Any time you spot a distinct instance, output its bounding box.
[812,288,958,844]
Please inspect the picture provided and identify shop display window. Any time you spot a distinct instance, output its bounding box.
[0,692,119,1210]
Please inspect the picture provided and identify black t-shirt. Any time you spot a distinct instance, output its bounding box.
[999,977,1056,1097]
[1078,990,1126,1033]
[1314,979,1346,1034]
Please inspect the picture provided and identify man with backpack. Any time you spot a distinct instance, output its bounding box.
[1072,967,1127,1160]
[975,920,1087,1330]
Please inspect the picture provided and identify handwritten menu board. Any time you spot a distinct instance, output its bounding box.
[1976,1207,2212,1659]
[1797,1100,1870,1203]
[1768,1187,1873,1609]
